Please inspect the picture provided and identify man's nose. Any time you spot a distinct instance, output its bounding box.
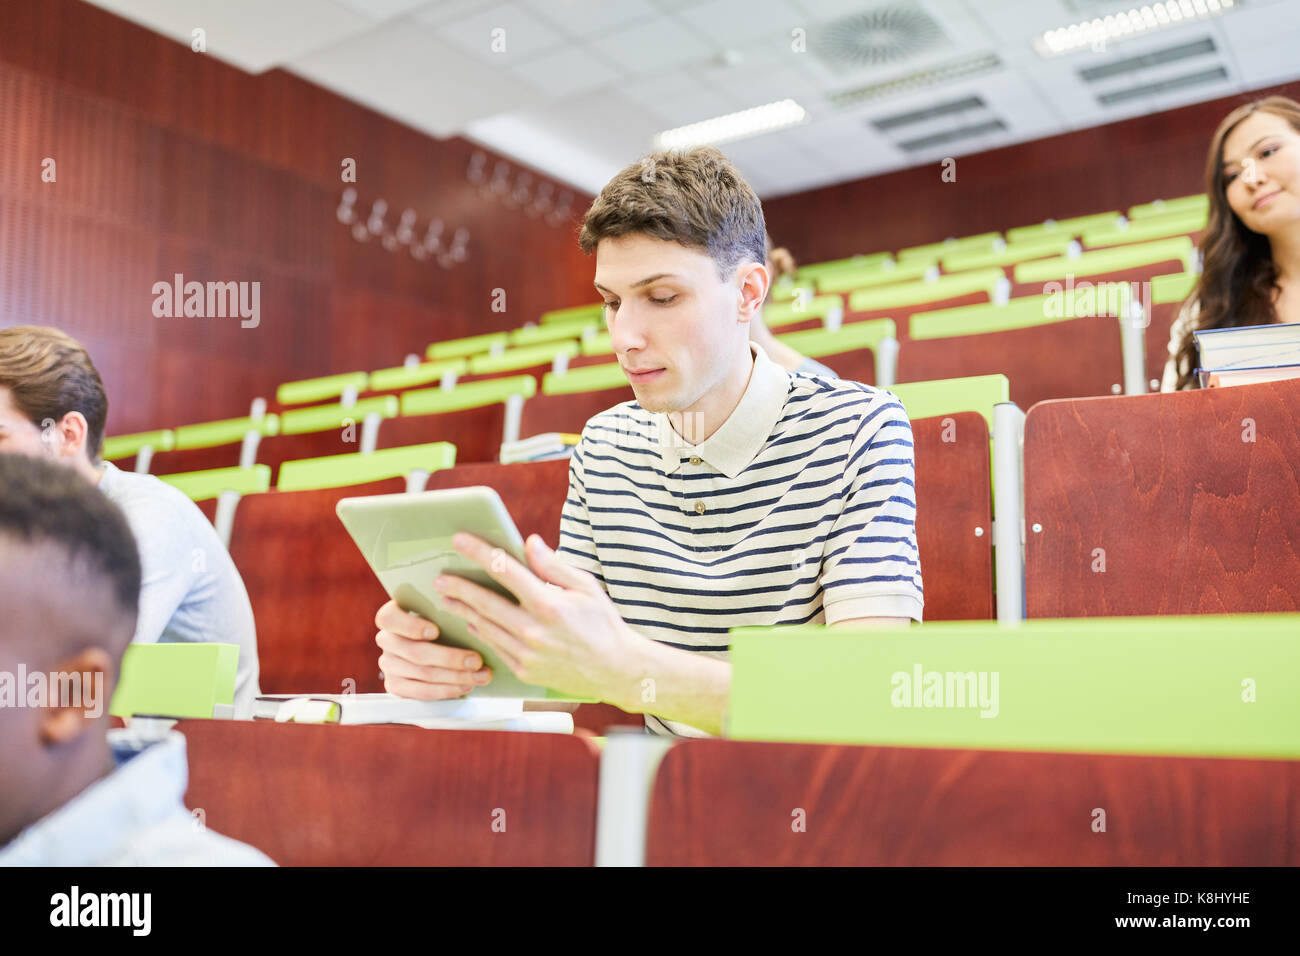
[609,304,648,356]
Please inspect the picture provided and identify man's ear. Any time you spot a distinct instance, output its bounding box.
[43,411,91,463]
[38,646,114,746]
[735,261,770,321]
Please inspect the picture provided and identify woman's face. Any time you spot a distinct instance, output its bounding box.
[1221,111,1300,236]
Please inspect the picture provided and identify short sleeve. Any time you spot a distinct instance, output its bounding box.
[819,396,924,623]
[557,435,605,587]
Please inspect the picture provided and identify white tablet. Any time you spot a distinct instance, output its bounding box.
[336,486,582,701]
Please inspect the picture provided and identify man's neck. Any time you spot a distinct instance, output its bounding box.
[668,345,756,445]
[72,457,104,486]
[4,730,114,846]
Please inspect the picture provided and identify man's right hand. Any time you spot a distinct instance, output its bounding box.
[374,600,494,699]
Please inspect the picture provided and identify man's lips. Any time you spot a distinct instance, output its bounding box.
[1253,189,1283,210]
[625,366,665,383]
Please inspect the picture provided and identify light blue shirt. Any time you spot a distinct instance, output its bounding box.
[0,729,274,866]
[97,462,259,716]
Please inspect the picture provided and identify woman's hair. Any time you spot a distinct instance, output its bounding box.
[1174,95,1300,389]
[764,232,798,281]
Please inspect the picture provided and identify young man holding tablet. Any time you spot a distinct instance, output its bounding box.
[373,147,923,736]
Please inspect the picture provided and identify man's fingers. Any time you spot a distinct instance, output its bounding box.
[444,596,529,676]
[377,649,487,690]
[383,673,476,701]
[375,599,438,640]
[375,629,482,672]
[450,532,550,610]
[437,576,534,637]
[524,534,598,594]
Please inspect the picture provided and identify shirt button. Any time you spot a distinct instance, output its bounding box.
[694,500,706,515]
[689,456,702,465]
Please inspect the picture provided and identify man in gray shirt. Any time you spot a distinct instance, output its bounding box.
[0,326,259,715]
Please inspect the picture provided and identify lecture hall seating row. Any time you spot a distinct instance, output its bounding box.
[101,192,1209,477]
[174,717,1299,866]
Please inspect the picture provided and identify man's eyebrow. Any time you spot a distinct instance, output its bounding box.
[593,273,681,294]
[1223,135,1274,168]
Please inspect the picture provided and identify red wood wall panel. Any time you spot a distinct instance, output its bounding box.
[0,0,597,435]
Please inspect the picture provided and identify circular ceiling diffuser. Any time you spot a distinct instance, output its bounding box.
[819,6,947,70]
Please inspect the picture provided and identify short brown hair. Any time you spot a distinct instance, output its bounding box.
[578,146,766,281]
[0,326,108,461]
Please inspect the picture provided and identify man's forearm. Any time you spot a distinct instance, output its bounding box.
[609,634,731,737]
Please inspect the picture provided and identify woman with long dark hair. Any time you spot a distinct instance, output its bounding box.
[1162,96,1300,390]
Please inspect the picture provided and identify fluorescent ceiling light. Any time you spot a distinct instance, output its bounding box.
[653,99,808,150]
[1035,0,1237,57]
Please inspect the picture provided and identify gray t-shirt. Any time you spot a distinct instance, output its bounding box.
[96,462,260,716]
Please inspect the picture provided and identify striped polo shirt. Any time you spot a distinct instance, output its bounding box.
[558,341,924,736]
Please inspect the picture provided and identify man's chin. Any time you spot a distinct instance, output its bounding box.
[635,392,674,414]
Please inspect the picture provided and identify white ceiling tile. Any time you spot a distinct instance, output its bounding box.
[650,85,739,128]
[591,16,721,74]
[82,0,372,73]
[673,0,807,45]
[616,68,704,110]
[507,44,623,99]
[410,0,506,24]
[331,0,432,21]
[521,0,660,38]
[431,0,566,64]
[288,19,546,137]
[702,59,824,107]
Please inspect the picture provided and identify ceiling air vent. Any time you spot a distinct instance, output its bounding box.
[1097,65,1229,105]
[815,4,947,73]
[898,119,1007,153]
[1079,37,1216,82]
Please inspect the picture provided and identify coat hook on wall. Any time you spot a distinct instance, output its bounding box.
[337,187,358,224]
[449,226,470,263]
[488,161,510,200]
[547,191,574,226]
[467,151,488,185]
[528,181,553,218]
[367,199,389,238]
[384,207,417,251]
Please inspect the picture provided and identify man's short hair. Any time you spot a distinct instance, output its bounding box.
[0,454,140,628]
[0,326,109,462]
[578,146,766,281]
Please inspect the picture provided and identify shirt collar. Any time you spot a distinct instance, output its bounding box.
[656,341,790,479]
[0,729,189,866]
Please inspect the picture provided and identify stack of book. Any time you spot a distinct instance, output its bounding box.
[1193,322,1300,387]
[499,432,581,464]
